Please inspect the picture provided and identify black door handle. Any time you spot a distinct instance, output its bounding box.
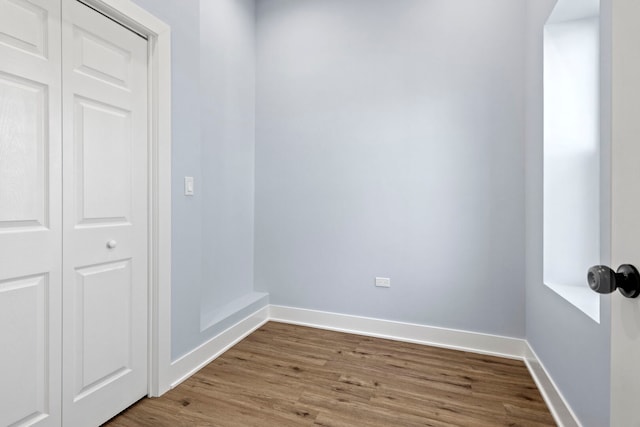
[587,264,640,298]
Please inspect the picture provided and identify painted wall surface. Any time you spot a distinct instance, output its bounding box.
[255,0,527,338]
[199,0,260,329]
[524,1,611,425]
[125,3,612,422]
[130,0,204,360]
[131,0,261,360]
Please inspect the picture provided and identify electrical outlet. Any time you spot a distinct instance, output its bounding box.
[375,277,391,288]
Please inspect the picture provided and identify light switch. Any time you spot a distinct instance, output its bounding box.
[184,176,194,196]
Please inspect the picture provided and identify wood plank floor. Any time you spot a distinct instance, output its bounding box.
[104,322,556,426]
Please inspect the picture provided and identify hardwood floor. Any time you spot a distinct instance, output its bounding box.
[104,322,556,426]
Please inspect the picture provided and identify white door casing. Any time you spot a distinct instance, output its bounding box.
[0,1,62,426]
[610,0,640,425]
[61,0,149,425]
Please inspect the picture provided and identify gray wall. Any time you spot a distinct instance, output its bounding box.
[131,0,261,360]
[524,1,611,425]
[130,0,204,359]
[199,0,259,326]
[254,0,527,338]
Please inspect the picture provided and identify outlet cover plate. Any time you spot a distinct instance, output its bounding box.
[375,277,391,288]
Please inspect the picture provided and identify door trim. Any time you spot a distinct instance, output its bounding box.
[77,0,172,397]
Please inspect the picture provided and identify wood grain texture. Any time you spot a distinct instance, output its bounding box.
[104,322,556,426]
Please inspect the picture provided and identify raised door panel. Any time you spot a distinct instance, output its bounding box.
[0,275,49,426]
[73,27,132,90]
[0,0,48,58]
[73,261,133,402]
[0,73,47,228]
[75,98,132,225]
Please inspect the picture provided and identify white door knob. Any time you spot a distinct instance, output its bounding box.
[106,240,117,249]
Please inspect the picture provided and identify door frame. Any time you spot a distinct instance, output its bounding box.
[77,0,172,397]
[609,0,640,424]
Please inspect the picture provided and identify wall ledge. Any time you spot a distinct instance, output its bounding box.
[169,306,269,388]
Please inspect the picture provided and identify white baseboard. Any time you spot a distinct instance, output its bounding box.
[169,306,269,388]
[269,305,526,359]
[524,343,582,427]
[165,303,580,427]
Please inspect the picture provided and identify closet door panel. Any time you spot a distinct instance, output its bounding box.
[0,1,62,426]
[61,1,148,425]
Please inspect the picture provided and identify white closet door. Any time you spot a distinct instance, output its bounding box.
[0,1,62,426]
[61,1,148,425]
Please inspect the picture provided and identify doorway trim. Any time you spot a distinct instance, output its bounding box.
[78,0,172,396]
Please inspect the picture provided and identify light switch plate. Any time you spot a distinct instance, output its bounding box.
[184,176,194,196]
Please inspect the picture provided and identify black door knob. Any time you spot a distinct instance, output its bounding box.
[587,264,640,298]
